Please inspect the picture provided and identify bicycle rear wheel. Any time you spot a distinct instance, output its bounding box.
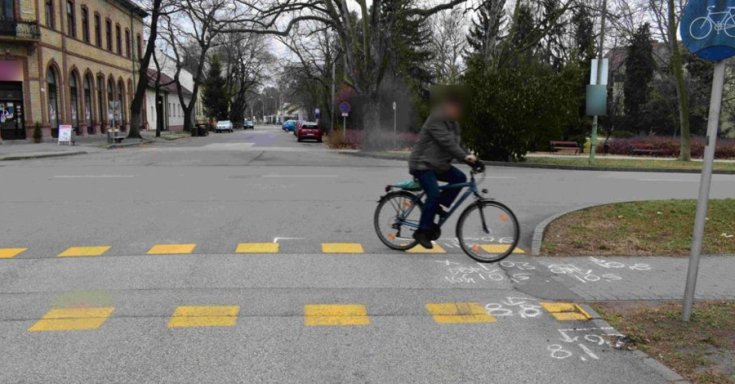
[374,191,422,250]
[456,200,520,263]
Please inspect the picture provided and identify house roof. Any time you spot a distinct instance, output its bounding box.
[146,69,193,98]
[110,0,148,18]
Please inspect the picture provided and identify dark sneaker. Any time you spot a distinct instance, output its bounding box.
[428,224,442,241]
[413,230,434,249]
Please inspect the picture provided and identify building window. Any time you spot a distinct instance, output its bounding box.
[2,0,14,20]
[125,29,131,58]
[66,0,75,37]
[118,79,125,123]
[115,24,121,55]
[45,0,55,29]
[81,7,89,42]
[84,74,93,130]
[47,67,60,133]
[94,13,100,47]
[105,19,111,51]
[136,33,142,59]
[69,73,80,131]
[107,78,116,126]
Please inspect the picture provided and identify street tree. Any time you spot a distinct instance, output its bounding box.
[624,23,655,134]
[202,55,229,120]
[429,7,467,84]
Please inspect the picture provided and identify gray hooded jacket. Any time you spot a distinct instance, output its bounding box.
[408,114,468,173]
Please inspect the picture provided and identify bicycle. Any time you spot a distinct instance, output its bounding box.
[374,162,520,263]
[689,5,735,40]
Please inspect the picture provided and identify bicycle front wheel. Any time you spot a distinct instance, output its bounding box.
[689,17,712,40]
[374,191,422,250]
[456,200,520,263]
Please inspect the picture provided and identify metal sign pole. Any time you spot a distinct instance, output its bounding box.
[343,115,347,141]
[589,0,608,163]
[682,60,726,322]
[393,101,397,149]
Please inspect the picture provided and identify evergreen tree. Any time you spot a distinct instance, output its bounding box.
[624,23,655,134]
[202,55,229,121]
[571,5,595,65]
[466,0,506,61]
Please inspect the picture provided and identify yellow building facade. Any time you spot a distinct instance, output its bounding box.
[0,0,145,140]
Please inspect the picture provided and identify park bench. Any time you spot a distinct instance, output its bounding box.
[630,143,665,157]
[550,141,580,155]
[108,129,125,143]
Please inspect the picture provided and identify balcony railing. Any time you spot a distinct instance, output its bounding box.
[0,19,40,40]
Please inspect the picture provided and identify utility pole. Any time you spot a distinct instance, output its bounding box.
[590,0,608,163]
[331,56,336,134]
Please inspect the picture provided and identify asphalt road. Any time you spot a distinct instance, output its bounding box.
[1,125,734,383]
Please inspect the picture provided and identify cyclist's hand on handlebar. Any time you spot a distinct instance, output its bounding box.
[464,154,477,164]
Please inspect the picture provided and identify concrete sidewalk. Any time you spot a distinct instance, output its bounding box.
[532,255,735,301]
[0,132,156,160]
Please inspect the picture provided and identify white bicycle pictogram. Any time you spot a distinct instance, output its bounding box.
[690,6,735,40]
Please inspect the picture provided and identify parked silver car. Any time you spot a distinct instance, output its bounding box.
[215,120,234,133]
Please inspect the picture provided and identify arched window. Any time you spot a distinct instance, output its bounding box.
[66,0,75,37]
[96,75,105,131]
[117,79,125,124]
[47,67,60,137]
[81,6,89,42]
[125,29,131,57]
[84,74,93,133]
[69,72,80,133]
[107,78,116,127]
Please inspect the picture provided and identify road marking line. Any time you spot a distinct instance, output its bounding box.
[321,243,364,254]
[168,306,240,328]
[0,248,27,259]
[479,244,526,254]
[58,246,111,257]
[147,243,197,255]
[236,243,279,253]
[541,302,592,321]
[262,174,339,178]
[426,303,496,324]
[28,307,114,332]
[54,175,135,178]
[304,304,370,326]
[407,244,446,254]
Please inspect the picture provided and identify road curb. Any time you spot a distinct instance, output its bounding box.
[0,151,88,161]
[531,204,601,256]
[579,304,691,384]
[340,151,735,175]
[106,139,154,149]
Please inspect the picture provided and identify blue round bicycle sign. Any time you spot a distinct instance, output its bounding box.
[682,0,735,61]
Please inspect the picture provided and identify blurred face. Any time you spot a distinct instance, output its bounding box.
[443,100,463,120]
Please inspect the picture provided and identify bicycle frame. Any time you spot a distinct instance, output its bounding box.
[396,172,485,230]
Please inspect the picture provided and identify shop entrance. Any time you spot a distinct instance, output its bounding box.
[0,82,26,140]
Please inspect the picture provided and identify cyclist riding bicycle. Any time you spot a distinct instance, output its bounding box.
[408,89,476,249]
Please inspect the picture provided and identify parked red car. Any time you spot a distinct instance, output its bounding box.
[296,122,323,143]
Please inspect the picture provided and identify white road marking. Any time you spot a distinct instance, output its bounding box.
[638,178,698,182]
[54,175,135,178]
[262,174,339,178]
[273,237,305,243]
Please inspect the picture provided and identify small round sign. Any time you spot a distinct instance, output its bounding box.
[681,0,735,61]
[339,102,351,114]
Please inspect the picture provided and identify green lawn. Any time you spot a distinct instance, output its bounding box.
[594,301,735,384]
[525,156,735,172]
[542,199,735,256]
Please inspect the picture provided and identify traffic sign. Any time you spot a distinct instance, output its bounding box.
[681,0,735,61]
[339,102,351,114]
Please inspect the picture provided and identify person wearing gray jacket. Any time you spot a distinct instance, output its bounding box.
[409,95,476,249]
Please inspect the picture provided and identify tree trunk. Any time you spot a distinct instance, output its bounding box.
[668,0,691,161]
[361,97,381,150]
[128,0,162,139]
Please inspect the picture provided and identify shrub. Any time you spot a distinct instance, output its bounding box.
[32,122,42,143]
[604,136,735,159]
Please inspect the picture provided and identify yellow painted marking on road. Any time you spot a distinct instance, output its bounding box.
[304,304,370,326]
[147,243,197,255]
[58,246,111,257]
[479,244,525,254]
[407,244,446,254]
[236,243,279,254]
[168,306,240,328]
[28,307,114,332]
[426,302,496,324]
[0,248,27,259]
[321,243,364,254]
[541,302,592,321]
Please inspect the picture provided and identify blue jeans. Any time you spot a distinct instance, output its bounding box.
[410,166,467,231]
